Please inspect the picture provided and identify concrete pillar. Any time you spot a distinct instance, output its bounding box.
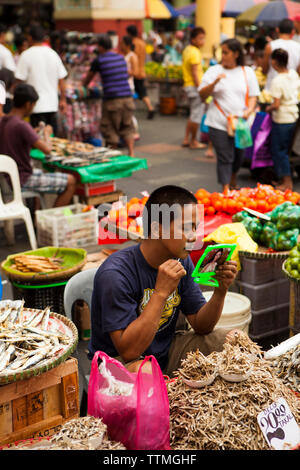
[221,17,236,39]
[195,0,221,59]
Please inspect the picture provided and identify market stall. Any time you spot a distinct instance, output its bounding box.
[30,137,148,205]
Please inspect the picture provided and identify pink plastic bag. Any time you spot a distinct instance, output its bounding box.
[87,351,171,450]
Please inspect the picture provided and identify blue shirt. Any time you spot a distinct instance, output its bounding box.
[89,244,207,370]
[91,51,132,100]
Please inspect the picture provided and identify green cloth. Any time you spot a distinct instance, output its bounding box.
[31,150,148,184]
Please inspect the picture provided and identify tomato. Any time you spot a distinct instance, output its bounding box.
[235,201,244,212]
[226,199,237,214]
[206,205,216,216]
[213,200,223,212]
[202,196,211,206]
[256,200,267,212]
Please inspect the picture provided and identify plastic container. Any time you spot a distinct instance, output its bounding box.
[202,291,252,333]
[11,280,67,315]
[36,203,98,248]
[239,256,285,285]
[234,278,290,311]
[249,302,290,337]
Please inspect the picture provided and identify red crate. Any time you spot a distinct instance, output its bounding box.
[76,181,116,197]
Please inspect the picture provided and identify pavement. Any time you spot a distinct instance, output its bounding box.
[1,107,300,414]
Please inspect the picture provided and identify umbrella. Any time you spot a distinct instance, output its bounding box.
[175,0,268,18]
[237,1,300,25]
[145,0,180,19]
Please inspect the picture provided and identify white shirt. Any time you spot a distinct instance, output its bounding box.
[265,38,300,91]
[15,45,67,113]
[0,44,16,72]
[199,64,260,132]
[270,69,300,123]
[293,34,300,44]
[0,81,6,105]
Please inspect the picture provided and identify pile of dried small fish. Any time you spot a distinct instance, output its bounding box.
[0,301,71,375]
[10,254,64,273]
[269,344,300,393]
[167,333,300,450]
[11,417,126,450]
[177,349,217,381]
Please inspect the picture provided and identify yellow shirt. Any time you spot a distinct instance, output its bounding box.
[182,44,203,87]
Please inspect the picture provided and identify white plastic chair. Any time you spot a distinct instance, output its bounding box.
[0,154,37,249]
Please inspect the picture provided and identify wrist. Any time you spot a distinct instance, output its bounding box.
[152,289,169,303]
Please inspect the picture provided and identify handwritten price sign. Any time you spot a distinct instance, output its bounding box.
[257,398,300,450]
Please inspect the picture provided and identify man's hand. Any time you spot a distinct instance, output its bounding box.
[59,98,67,114]
[154,259,186,299]
[214,260,238,293]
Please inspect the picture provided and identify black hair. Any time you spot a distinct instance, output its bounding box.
[29,24,45,42]
[190,26,206,40]
[126,25,138,38]
[271,48,289,68]
[122,35,135,51]
[14,34,27,49]
[221,38,245,66]
[13,83,39,108]
[97,33,112,51]
[278,18,294,34]
[0,24,6,34]
[0,68,14,90]
[142,185,197,238]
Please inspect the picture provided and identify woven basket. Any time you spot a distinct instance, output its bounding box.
[239,246,290,260]
[0,309,78,385]
[1,247,87,283]
[282,260,300,283]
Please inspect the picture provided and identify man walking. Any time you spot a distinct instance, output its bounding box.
[182,27,206,150]
[15,25,68,135]
[126,24,155,119]
[83,34,136,157]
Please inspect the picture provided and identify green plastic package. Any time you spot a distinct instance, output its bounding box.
[234,118,253,149]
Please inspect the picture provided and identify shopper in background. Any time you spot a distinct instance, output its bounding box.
[266,49,300,191]
[0,67,14,113]
[0,83,76,207]
[182,27,206,150]
[13,34,29,64]
[199,38,260,193]
[15,24,68,135]
[126,24,155,119]
[0,79,5,116]
[0,23,16,73]
[292,16,300,43]
[262,18,300,91]
[83,34,136,157]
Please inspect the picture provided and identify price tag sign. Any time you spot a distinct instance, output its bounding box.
[257,398,300,450]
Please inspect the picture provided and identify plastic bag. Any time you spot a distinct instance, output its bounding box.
[200,114,209,134]
[234,117,253,149]
[245,112,273,170]
[87,351,171,450]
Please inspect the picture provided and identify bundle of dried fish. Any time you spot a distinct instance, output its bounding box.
[269,344,300,393]
[167,334,300,450]
[218,342,254,377]
[0,301,72,375]
[177,349,218,384]
[11,255,64,273]
[12,417,126,450]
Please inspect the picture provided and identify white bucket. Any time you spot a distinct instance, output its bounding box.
[202,291,252,334]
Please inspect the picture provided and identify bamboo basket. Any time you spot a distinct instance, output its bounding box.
[0,309,78,385]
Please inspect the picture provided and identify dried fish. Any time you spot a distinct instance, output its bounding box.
[167,333,300,450]
[269,344,300,393]
[0,301,72,375]
[13,417,126,450]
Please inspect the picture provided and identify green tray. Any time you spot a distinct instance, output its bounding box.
[1,246,87,283]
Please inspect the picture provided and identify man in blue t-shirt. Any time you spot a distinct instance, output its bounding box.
[89,185,238,376]
[83,34,135,157]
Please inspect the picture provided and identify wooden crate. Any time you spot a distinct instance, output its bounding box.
[0,357,79,446]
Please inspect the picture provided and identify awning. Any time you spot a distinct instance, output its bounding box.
[145,0,179,19]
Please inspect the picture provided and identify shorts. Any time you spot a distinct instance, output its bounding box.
[184,86,204,125]
[22,168,68,194]
[133,78,147,100]
[101,97,135,145]
[30,112,58,136]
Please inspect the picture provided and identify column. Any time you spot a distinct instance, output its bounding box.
[195,0,221,59]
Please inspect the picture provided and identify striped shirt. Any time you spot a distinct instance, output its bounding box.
[91,51,132,100]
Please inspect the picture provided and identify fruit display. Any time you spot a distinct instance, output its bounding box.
[255,67,266,89]
[258,89,272,104]
[232,201,300,251]
[284,242,300,279]
[194,184,300,216]
[145,62,183,81]
[107,196,149,237]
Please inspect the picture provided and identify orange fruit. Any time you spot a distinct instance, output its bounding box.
[226,199,237,214]
[206,205,216,216]
[213,200,223,212]
[202,197,211,206]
